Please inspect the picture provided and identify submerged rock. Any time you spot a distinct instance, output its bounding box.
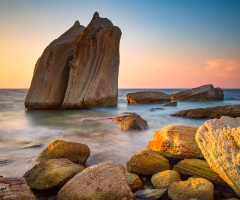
[126,172,143,191]
[126,91,171,104]
[33,140,90,165]
[24,158,85,190]
[0,158,12,166]
[163,101,177,106]
[171,84,224,101]
[25,21,85,109]
[196,116,240,197]
[151,170,181,189]
[126,149,170,176]
[168,177,214,200]
[0,177,36,200]
[150,108,164,112]
[57,162,135,200]
[171,104,240,119]
[134,188,167,200]
[118,113,148,131]
[147,125,203,159]
[173,158,225,185]
[62,12,122,109]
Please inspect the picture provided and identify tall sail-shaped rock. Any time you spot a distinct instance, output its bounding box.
[25,21,85,109]
[62,12,122,109]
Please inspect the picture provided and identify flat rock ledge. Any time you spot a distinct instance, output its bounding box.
[126,91,171,104]
[196,116,240,197]
[171,104,240,119]
[171,84,224,101]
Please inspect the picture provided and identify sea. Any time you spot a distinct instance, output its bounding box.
[0,88,240,177]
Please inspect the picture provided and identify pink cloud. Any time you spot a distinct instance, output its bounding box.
[204,59,240,78]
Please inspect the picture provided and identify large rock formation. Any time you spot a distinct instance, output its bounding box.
[126,91,171,104]
[173,159,225,185]
[62,12,121,108]
[25,12,121,110]
[171,104,240,119]
[25,21,85,109]
[0,177,36,200]
[196,116,240,197]
[57,162,135,200]
[126,149,170,176]
[33,140,90,165]
[24,158,85,190]
[171,84,224,101]
[146,125,203,159]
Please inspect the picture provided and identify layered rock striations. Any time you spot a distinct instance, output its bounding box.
[62,12,122,108]
[126,91,171,104]
[25,21,85,109]
[25,12,121,110]
[195,116,240,197]
[171,84,224,101]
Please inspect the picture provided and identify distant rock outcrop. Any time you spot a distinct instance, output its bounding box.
[25,12,121,110]
[62,12,121,108]
[171,104,240,118]
[126,92,171,104]
[146,125,203,159]
[171,84,224,101]
[25,21,85,109]
[196,116,240,197]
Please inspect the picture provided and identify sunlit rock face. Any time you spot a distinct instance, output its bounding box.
[196,116,240,197]
[25,12,121,110]
[25,21,85,109]
[62,12,122,109]
[171,84,224,101]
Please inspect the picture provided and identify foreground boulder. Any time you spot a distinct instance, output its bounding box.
[25,21,85,109]
[126,173,143,191]
[126,91,171,104]
[62,12,122,108]
[147,125,203,159]
[173,158,225,185]
[171,104,240,119]
[0,177,36,199]
[24,158,85,190]
[126,149,170,176]
[171,84,224,101]
[168,177,214,200]
[57,162,135,200]
[196,116,240,197]
[151,170,181,189]
[33,140,90,165]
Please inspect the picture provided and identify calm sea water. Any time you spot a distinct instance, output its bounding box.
[0,88,240,177]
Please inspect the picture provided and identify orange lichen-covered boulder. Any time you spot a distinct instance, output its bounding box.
[0,177,36,200]
[196,116,240,197]
[126,149,170,176]
[126,91,171,104]
[57,162,135,200]
[168,177,214,200]
[33,140,90,165]
[147,125,203,159]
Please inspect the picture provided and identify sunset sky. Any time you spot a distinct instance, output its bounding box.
[0,0,239,88]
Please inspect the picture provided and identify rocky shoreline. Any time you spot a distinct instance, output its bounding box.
[1,116,240,200]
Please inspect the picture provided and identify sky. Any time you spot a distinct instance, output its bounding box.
[0,0,240,89]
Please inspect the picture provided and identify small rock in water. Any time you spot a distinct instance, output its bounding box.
[119,114,149,131]
[150,108,164,112]
[79,117,113,122]
[21,141,42,149]
[163,101,177,106]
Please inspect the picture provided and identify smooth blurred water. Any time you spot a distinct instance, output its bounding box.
[0,88,240,177]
